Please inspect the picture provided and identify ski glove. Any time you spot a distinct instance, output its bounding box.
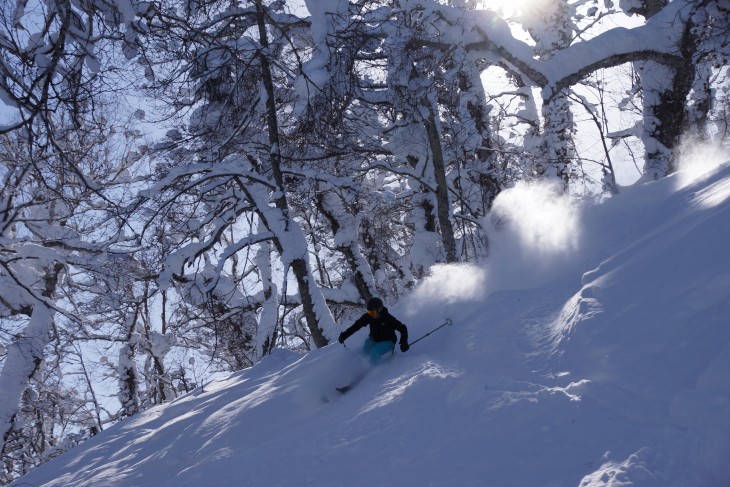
[400,341,409,352]
[338,332,346,344]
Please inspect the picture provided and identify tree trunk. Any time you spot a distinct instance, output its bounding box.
[0,263,62,455]
[316,191,377,302]
[255,0,331,348]
[538,91,574,191]
[631,0,698,180]
[118,306,142,418]
[423,101,458,263]
[530,0,575,191]
[640,58,695,179]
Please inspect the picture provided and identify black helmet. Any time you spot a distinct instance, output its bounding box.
[366,297,383,311]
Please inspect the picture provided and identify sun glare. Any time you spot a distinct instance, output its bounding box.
[480,0,543,17]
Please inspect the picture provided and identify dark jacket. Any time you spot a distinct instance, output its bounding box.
[340,307,408,344]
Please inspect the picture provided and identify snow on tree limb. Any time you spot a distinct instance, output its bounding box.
[441,0,693,100]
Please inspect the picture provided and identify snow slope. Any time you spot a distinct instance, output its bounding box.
[12,160,730,487]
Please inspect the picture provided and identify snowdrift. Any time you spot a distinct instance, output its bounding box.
[12,163,730,487]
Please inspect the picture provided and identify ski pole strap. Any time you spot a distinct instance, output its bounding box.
[410,319,453,346]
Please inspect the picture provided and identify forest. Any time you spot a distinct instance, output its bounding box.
[0,0,728,483]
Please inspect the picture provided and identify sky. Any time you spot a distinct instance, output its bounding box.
[11,143,730,487]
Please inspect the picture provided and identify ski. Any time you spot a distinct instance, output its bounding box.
[335,385,352,394]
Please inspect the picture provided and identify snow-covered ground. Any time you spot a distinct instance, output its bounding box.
[13,155,730,487]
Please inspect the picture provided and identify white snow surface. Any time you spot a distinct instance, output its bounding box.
[13,161,730,487]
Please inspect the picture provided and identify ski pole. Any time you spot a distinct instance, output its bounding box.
[409,319,453,347]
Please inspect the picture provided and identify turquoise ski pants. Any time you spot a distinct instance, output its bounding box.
[362,338,395,364]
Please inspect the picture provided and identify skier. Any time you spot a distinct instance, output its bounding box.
[338,297,409,364]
